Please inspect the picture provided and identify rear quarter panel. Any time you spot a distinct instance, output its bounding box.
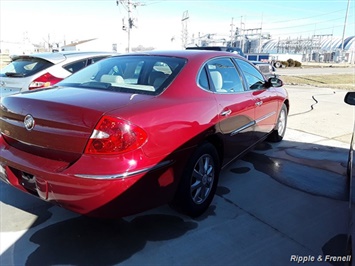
[107,88,219,159]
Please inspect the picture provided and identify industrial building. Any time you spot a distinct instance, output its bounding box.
[190,34,355,64]
[261,35,355,63]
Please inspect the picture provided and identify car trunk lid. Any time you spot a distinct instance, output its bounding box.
[0,76,35,96]
[0,86,151,162]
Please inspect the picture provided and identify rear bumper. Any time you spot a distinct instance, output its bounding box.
[0,87,21,97]
[0,135,178,217]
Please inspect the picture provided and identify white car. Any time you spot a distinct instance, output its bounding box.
[0,51,115,97]
[250,61,277,79]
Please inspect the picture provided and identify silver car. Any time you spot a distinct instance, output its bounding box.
[0,51,115,97]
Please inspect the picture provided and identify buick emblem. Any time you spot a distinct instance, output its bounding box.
[24,114,35,131]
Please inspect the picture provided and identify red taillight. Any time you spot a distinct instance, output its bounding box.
[29,72,62,90]
[85,116,148,155]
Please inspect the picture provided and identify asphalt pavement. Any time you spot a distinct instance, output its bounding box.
[0,83,354,266]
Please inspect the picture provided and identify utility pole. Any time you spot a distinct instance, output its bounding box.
[258,14,263,53]
[181,11,189,48]
[240,16,245,53]
[341,0,351,60]
[230,17,235,45]
[116,0,144,52]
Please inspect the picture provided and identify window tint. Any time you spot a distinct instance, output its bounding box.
[0,57,53,77]
[198,68,209,90]
[64,56,109,74]
[235,59,265,90]
[63,59,87,73]
[89,56,108,64]
[58,56,186,95]
[204,58,244,93]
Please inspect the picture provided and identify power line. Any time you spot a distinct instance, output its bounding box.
[263,16,351,31]
[267,8,351,24]
[261,7,354,38]
[270,24,345,39]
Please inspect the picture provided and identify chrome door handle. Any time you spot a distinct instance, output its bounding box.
[255,101,263,107]
[220,109,232,116]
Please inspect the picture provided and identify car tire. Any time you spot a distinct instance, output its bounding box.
[267,103,287,142]
[172,142,220,217]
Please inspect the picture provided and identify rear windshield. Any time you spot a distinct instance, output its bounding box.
[57,55,187,95]
[0,57,53,77]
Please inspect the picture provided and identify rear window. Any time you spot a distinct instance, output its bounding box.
[58,55,187,95]
[0,57,53,77]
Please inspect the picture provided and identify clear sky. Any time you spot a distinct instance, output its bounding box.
[0,0,354,50]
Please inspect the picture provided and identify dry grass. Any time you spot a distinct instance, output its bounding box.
[280,74,355,90]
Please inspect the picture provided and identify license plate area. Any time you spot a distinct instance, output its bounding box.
[10,167,39,195]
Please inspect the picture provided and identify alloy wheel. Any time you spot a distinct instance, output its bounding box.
[190,154,215,204]
[278,108,286,136]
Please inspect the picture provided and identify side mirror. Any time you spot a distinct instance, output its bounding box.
[266,77,283,88]
[344,92,355,106]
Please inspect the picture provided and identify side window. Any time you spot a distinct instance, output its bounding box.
[64,59,87,73]
[87,56,108,66]
[205,58,244,93]
[235,59,265,90]
[198,68,209,90]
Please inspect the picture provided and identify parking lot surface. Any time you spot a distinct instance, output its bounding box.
[1,85,354,266]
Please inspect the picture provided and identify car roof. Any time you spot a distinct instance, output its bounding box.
[185,46,245,56]
[118,49,246,61]
[11,51,116,64]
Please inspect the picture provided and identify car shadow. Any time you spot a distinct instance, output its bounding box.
[0,138,353,265]
[24,214,198,265]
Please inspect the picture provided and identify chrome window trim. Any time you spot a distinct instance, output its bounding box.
[196,56,247,94]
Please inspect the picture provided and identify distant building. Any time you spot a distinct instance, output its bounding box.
[0,40,35,55]
[262,36,355,63]
[190,34,355,64]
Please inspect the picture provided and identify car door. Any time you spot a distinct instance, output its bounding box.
[234,58,279,140]
[201,57,257,165]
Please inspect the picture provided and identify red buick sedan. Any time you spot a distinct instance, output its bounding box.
[0,50,289,218]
